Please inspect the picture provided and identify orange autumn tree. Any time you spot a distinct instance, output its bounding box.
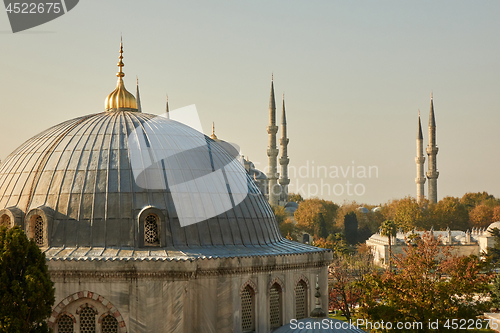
[358,232,491,332]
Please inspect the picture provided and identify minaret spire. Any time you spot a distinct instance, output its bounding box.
[415,110,426,203]
[165,94,169,119]
[426,93,439,203]
[267,74,279,206]
[279,93,290,203]
[136,77,142,113]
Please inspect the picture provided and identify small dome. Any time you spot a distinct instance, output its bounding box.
[371,207,381,213]
[487,221,500,233]
[357,207,369,214]
[285,201,299,209]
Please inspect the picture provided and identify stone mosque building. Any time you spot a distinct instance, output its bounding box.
[0,43,332,333]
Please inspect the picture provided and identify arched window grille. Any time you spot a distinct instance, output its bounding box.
[241,285,255,332]
[33,215,44,246]
[269,283,282,328]
[79,306,96,333]
[57,314,74,333]
[0,214,10,228]
[144,214,159,245]
[101,314,118,333]
[295,280,308,320]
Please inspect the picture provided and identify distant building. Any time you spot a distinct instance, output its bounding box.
[366,222,500,266]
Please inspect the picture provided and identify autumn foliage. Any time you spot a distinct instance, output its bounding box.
[358,232,491,332]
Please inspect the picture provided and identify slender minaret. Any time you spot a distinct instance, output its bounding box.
[165,94,169,119]
[267,75,279,206]
[136,77,142,112]
[415,110,426,203]
[279,94,290,203]
[426,93,439,204]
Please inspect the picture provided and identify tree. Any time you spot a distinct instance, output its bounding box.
[491,274,500,310]
[272,206,298,241]
[313,233,349,256]
[0,226,55,333]
[288,192,304,203]
[494,206,500,222]
[358,232,491,332]
[317,213,329,239]
[469,204,494,228]
[344,211,358,245]
[329,252,373,320]
[380,220,397,271]
[294,198,339,237]
[461,191,498,211]
[431,196,469,231]
[382,197,428,231]
[487,227,500,267]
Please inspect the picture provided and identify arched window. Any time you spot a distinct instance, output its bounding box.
[0,214,10,228]
[79,305,96,333]
[241,285,255,332]
[269,283,282,328]
[57,314,74,333]
[31,215,44,246]
[295,280,308,320]
[101,314,118,333]
[144,214,159,245]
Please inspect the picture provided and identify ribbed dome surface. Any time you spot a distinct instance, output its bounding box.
[0,111,282,248]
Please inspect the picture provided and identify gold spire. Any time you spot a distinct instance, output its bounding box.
[104,39,138,112]
[210,122,218,140]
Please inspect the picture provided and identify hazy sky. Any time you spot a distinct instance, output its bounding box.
[1,1,499,205]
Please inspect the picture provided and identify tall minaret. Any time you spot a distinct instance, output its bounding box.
[415,110,426,203]
[136,77,142,113]
[426,93,439,204]
[267,75,279,206]
[279,94,290,203]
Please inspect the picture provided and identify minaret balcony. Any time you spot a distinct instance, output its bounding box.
[267,148,278,157]
[267,125,278,134]
[415,177,426,184]
[279,157,289,165]
[415,157,425,163]
[426,171,439,179]
[426,146,439,154]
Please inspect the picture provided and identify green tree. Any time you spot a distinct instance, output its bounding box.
[0,226,55,333]
[344,211,358,245]
[491,274,500,310]
[380,220,397,271]
[460,191,499,211]
[487,227,500,267]
[317,213,329,239]
[358,232,491,332]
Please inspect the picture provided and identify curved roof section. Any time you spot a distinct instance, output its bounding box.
[0,111,285,250]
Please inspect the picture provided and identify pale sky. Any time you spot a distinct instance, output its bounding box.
[1,1,499,205]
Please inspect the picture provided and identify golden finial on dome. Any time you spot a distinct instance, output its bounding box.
[104,38,138,112]
[210,122,218,140]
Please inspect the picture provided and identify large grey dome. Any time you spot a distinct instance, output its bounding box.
[0,111,302,256]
